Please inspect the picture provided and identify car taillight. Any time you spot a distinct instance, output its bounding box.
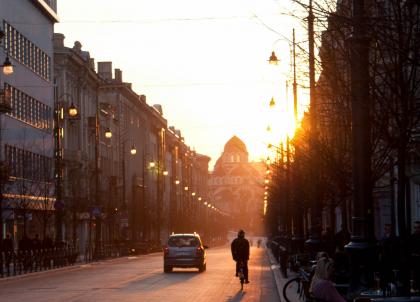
[163,246,169,256]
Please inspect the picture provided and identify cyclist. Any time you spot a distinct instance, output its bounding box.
[231,229,250,283]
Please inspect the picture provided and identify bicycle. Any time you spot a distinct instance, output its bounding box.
[283,267,313,302]
[238,261,245,291]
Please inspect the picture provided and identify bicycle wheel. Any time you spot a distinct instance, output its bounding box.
[283,277,306,302]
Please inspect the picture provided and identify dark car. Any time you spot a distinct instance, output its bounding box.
[163,233,208,273]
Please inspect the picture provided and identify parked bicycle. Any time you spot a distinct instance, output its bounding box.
[283,266,313,302]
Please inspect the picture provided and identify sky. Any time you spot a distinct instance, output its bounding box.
[55,0,309,169]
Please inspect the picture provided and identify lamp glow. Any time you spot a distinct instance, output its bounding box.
[105,128,112,138]
[68,103,78,117]
[130,145,137,155]
[2,57,13,75]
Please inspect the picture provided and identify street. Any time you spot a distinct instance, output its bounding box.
[0,245,279,302]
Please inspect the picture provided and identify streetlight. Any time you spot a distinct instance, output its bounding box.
[105,128,112,138]
[1,56,13,76]
[268,51,279,65]
[54,90,79,243]
[120,137,136,242]
[93,91,117,258]
[267,29,304,252]
[130,145,137,155]
[68,103,78,118]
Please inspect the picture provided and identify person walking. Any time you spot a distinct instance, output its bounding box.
[379,223,401,287]
[408,221,420,292]
[231,229,250,283]
[3,233,14,272]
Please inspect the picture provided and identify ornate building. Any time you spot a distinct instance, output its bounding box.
[208,136,265,234]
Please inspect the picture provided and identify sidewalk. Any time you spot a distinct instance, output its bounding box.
[267,248,301,302]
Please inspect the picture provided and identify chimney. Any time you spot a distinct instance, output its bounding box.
[140,95,146,103]
[73,41,82,53]
[89,58,95,70]
[53,33,65,48]
[115,68,122,83]
[153,104,163,115]
[169,126,175,132]
[97,61,112,81]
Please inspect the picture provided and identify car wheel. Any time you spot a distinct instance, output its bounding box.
[198,263,206,273]
[164,265,173,273]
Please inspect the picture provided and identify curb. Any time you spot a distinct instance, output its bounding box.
[266,248,284,301]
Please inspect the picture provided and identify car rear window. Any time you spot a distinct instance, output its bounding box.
[168,236,200,247]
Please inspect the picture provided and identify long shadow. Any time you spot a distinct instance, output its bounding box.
[119,269,201,292]
[225,290,247,302]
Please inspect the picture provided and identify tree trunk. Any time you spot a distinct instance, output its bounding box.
[397,144,407,239]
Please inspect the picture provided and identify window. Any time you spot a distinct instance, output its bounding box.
[168,236,200,247]
[3,21,52,81]
[5,145,52,181]
[5,83,52,131]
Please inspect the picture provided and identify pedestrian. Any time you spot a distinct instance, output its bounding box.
[321,227,335,256]
[32,234,41,250]
[408,221,420,292]
[3,233,13,252]
[19,235,32,251]
[3,233,14,274]
[379,223,401,287]
[231,229,250,283]
[42,235,54,249]
[334,224,350,252]
[309,256,346,302]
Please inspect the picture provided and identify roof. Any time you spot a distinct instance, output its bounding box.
[169,233,201,237]
[223,135,248,154]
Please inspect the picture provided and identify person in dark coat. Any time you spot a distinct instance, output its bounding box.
[408,221,420,292]
[3,233,13,252]
[42,235,54,249]
[379,223,400,286]
[231,229,250,283]
[32,234,41,250]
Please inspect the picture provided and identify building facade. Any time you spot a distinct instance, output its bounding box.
[0,0,58,243]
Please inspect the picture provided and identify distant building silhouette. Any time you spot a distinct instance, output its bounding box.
[208,136,265,234]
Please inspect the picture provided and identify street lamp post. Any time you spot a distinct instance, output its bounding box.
[53,87,78,244]
[345,0,376,289]
[267,29,301,249]
[120,138,136,242]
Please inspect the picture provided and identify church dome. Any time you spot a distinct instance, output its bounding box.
[223,136,248,154]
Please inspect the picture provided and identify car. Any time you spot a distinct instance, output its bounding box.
[163,233,208,273]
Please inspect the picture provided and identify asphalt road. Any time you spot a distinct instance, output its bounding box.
[0,245,279,302]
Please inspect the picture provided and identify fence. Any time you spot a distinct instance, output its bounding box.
[0,247,78,278]
[0,241,163,278]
